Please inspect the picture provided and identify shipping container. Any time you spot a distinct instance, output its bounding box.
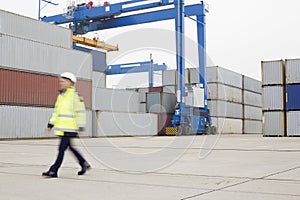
[163,85,176,94]
[243,75,262,94]
[262,86,284,111]
[0,68,92,108]
[286,84,300,110]
[244,105,262,120]
[263,111,285,136]
[92,71,106,88]
[243,120,262,134]
[189,68,200,84]
[207,83,242,103]
[0,34,92,80]
[211,117,243,134]
[185,86,204,108]
[93,88,139,112]
[139,103,147,113]
[0,10,72,48]
[244,90,262,107]
[208,100,243,119]
[157,114,173,136]
[285,58,300,84]
[286,111,300,136]
[206,66,243,89]
[73,45,107,72]
[149,86,164,93]
[162,69,189,86]
[137,87,149,103]
[261,60,284,86]
[146,92,177,114]
[96,111,158,137]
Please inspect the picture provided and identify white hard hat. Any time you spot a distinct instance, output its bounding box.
[60,72,77,83]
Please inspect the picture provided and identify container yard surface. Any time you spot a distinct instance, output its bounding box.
[1,134,300,200]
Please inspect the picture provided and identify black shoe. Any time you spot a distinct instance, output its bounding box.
[78,163,91,175]
[42,171,58,178]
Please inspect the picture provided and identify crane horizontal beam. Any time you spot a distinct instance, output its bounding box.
[72,35,118,51]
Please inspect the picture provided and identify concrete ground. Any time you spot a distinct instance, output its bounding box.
[1,134,300,200]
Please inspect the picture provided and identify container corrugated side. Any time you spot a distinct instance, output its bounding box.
[0,10,72,48]
[146,92,177,114]
[162,69,189,85]
[262,86,284,111]
[92,71,106,88]
[0,105,54,139]
[243,120,262,134]
[163,85,176,94]
[0,105,92,139]
[206,66,243,89]
[244,105,262,120]
[0,34,92,80]
[74,45,107,72]
[96,111,158,137]
[0,68,92,108]
[286,84,300,110]
[285,58,300,84]
[261,60,284,86]
[244,90,262,107]
[243,75,262,94]
[189,68,200,84]
[208,100,243,119]
[207,83,242,103]
[286,111,300,136]
[93,88,139,112]
[211,117,243,134]
[137,87,149,103]
[263,111,285,136]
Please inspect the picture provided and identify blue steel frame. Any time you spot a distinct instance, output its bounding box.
[42,0,210,134]
[106,61,167,87]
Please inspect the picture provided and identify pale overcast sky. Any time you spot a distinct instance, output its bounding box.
[1,0,300,81]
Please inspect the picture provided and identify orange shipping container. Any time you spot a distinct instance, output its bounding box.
[0,69,92,108]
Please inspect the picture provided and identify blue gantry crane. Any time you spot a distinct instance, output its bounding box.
[42,0,215,135]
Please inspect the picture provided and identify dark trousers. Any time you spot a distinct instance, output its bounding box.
[50,135,86,173]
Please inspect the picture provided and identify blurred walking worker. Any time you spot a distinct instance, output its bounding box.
[42,72,91,178]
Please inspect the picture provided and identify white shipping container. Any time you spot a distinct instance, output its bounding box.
[93,88,140,112]
[0,34,92,80]
[139,103,147,113]
[243,76,262,94]
[162,69,189,86]
[243,120,262,134]
[285,58,300,84]
[189,68,200,84]
[206,66,243,89]
[92,71,106,88]
[0,105,92,139]
[286,111,300,136]
[138,87,149,102]
[244,105,262,120]
[163,85,176,94]
[96,111,158,136]
[244,90,262,107]
[211,117,243,134]
[0,10,72,48]
[208,100,243,119]
[261,60,284,86]
[263,111,285,136]
[262,86,284,111]
[207,83,242,103]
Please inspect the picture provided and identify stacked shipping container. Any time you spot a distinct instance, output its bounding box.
[285,59,300,136]
[261,60,285,136]
[0,10,93,139]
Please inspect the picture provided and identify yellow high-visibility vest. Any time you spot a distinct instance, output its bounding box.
[49,86,86,136]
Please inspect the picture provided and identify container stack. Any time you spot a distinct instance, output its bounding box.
[285,59,300,136]
[206,66,244,134]
[261,60,286,136]
[242,76,262,134]
[0,10,93,139]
